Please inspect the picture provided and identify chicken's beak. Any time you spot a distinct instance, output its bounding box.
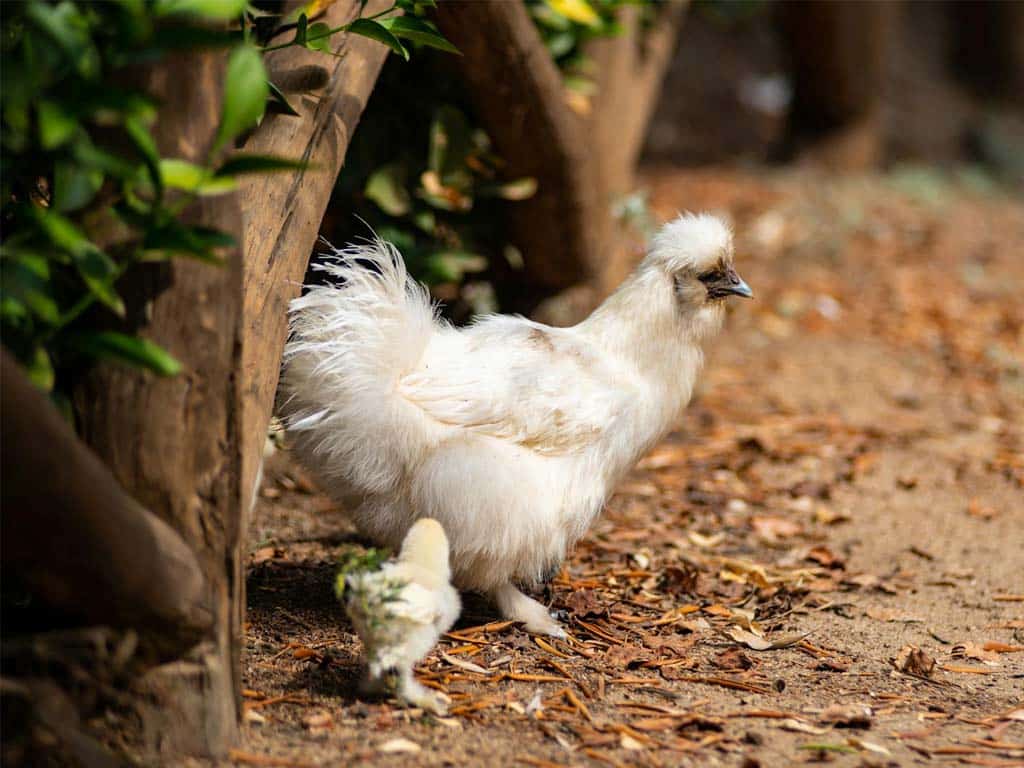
[729,272,753,299]
[709,267,753,299]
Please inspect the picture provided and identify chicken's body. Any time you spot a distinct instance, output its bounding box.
[343,519,460,713]
[282,214,750,636]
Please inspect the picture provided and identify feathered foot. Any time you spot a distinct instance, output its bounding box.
[493,583,566,638]
[397,671,450,715]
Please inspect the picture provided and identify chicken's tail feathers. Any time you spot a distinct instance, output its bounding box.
[279,235,439,495]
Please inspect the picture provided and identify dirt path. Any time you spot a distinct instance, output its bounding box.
[227,168,1023,768]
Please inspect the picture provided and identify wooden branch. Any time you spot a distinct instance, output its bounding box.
[435,1,608,293]
[1,349,211,653]
[237,0,394,519]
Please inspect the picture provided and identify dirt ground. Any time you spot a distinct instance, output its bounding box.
[224,167,1023,768]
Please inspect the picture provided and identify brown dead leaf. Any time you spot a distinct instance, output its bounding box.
[565,589,605,618]
[751,515,804,542]
[983,642,1024,653]
[712,648,754,671]
[605,645,652,669]
[952,643,1001,666]
[807,546,845,569]
[725,626,811,651]
[819,703,873,728]
[895,645,935,676]
[659,564,699,596]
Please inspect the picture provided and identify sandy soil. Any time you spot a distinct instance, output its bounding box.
[221,168,1023,768]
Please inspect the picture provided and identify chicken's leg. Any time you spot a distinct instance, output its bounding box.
[493,583,566,638]
[397,669,450,715]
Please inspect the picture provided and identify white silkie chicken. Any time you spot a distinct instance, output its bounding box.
[342,518,460,714]
[282,213,752,637]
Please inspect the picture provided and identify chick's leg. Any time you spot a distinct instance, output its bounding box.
[493,583,566,638]
[396,668,449,715]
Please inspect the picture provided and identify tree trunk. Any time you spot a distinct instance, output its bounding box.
[435,0,608,299]
[73,46,246,757]
[436,0,686,322]
[778,0,898,169]
[64,1,392,758]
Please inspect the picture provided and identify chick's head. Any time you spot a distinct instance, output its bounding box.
[644,213,752,333]
[399,518,451,579]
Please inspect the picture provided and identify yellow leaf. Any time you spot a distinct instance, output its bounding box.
[547,0,601,27]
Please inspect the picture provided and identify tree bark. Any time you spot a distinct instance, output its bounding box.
[237,0,394,526]
[73,47,245,757]
[435,0,607,297]
[1,349,211,656]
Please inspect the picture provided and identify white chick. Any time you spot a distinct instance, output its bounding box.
[282,213,751,637]
[342,518,460,714]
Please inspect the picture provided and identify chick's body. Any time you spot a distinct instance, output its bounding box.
[344,519,460,713]
[283,214,750,636]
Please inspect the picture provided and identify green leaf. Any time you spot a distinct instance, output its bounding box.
[124,116,162,194]
[292,13,309,46]
[364,162,411,216]
[428,105,471,183]
[53,162,104,212]
[72,331,182,376]
[345,19,408,60]
[38,101,78,149]
[26,347,56,392]
[0,254,60,325]
[213,45,269,153]
[142,222,234,263]
[214,153,308,177]
[305,22,333,52]
[26,2,99,78]
[267,81,300,117]
[159,158,237,195]
[31,209,124,316]
[429,251,487,282]
[155,0,247,20]
[378,17,460,55]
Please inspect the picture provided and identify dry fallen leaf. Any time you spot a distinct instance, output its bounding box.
[441,651,489,675]
[895,645,935,676]
[951,642,1001,666]
[779,719,829,735]
[725,626,810,651]
[751,515,804,541]
[379,738,421,754]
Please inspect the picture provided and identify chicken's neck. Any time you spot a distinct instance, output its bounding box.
[577,269,719,469]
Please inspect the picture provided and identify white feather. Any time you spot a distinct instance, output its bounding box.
[281,214,737,632]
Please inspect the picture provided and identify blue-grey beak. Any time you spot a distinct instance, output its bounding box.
[708,266,753,299]
[730,274,753,299]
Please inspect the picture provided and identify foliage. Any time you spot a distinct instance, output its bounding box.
[329,0,646,319]
[0,0,454,399]
[329,53,532,320]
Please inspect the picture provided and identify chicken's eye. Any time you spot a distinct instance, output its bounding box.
[698,270,722,285]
